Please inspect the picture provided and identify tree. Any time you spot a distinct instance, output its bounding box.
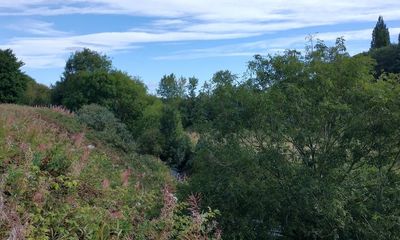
[187,77,198,99]
[19,76,51,106]
[211,70,236,88]
[370,44,400,76]
[184,40,400,239]
[159,105,192,169]
[181,77,199,127]
[52,49,151,135]
[63,48,112,77]
[157,74,186,100]
[52,49,114,109]
[371,16,390,49]
[0,49,28,103]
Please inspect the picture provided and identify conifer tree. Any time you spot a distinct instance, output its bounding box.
[371,16,390,49]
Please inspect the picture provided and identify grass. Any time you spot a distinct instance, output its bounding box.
[0,104,173,239]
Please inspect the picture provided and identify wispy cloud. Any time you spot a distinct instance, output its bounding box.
[0,30,257,68]
[1,1,400,69]
[154,28,400,60]
[5,19,69,36]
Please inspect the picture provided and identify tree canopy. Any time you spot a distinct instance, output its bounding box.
[0,49,28,103]
[371,16,390,49]
[157,73,186,100]
[183,39,400,239]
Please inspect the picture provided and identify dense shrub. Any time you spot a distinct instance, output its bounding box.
[77,104,135,152]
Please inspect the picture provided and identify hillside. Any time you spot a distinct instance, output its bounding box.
[0,104,219,239]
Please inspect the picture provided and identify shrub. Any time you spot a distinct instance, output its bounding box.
[77,104,135,152]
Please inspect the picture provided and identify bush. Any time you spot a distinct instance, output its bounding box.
[77,104,135,152]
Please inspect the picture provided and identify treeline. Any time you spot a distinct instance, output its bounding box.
[1,16,400,239]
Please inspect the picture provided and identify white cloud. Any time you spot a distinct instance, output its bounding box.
[155,28,400,60]
[0,30,258,68]
[2,1,400,24]
[1,1,400,69]
[5,19,69,36]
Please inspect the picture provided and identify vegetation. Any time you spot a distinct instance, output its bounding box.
[19,76,52,106]
[371,16,390,49]
[0,104,220,239]
[0,49,28,103]
[369,44,400,76]
[1,16,400,239]
[182,39,400,239]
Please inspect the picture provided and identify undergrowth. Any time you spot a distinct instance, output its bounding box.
[0,104,220,239]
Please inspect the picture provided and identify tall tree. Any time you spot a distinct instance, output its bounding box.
[159,105,192,168]
[0,49,28,103]
[157,74,186,100]
[371,16,390,49]
[181,77,199,127]
[187,77,198,99]
[63,48,112,77]
[52,49,151,134]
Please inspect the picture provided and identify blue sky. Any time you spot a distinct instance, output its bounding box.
[1,1,400,92]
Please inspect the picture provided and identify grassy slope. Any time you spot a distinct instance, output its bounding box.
[0,104,174,239]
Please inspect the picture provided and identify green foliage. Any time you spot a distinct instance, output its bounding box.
[157,73,186,100]
[160,105,192,168]
[135,186,221,240]
[19,76,51,106]
[77,104,135,152]
[369,44,400,76]
[371,16,390,49]
[1,104,208,240]
[52,48,152,136]
[136,100,164,156]
[64,48,112,76]
[185,39,400,239]
[52,70,116,110]
[107,71,150,133]
[181,77,199,127]
[0,49,28,103]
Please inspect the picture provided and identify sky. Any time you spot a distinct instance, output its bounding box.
[0,1,400,92]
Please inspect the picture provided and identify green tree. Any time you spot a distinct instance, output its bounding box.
[19,76,51,106]
[63,48,112,76]
[0,49,28,103]
[371,16,390,49]
[181,77,199,127]
[136,99,164,156]
[370,44,400,76]
[187,76,198,99]
[159,105,192,168]
[184,39,400,239]
[52,48,114,109]
[157,74,186,100]
[52,49,150,133]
